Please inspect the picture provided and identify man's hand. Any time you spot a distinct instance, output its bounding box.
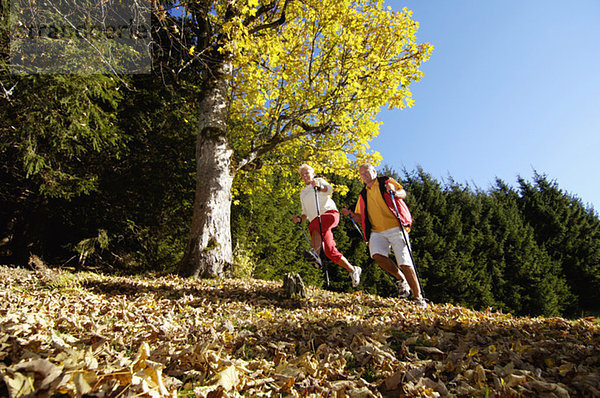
[388,186,407,199]
[341,206,351,217]
[292,215,302,224]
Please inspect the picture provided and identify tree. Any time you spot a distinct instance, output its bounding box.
[0,72,127,264]
[400,168,573,316]
[166,0,432,277]
[518,173,600,316]
[3,0,431,275]
[1,0,151,264]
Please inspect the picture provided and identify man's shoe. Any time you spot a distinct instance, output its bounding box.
[351,266,362,288]
[396,279,410,298]
[415,297,427,309]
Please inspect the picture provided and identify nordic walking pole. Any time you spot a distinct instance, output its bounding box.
[348,214,365,241]
[294,219,322,267]
[389,190,425,298]
[314,186,330,286]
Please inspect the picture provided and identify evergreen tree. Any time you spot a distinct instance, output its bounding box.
[0,73,128,264]
[0,70,199,271]
[400,168,574,316]
[518,173,600,316]
[485,180,570,316]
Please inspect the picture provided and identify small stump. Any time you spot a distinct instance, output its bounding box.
[283,272,306,299]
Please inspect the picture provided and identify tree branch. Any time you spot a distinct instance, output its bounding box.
[236,118,333,171]
[248,0,290,34]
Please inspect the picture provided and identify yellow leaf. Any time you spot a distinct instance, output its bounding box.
[558,362,574,374]
[216,365,239,391]
[72,372,92,396]
[132,342,150,372]
[474,364,486,386]
[257,310,272,319]
[3,371,34,397]
[505,374,527,388]
[142,361,169,396]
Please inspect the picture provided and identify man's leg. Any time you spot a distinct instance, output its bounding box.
[373,254,410,297]
[372,254,403,280]
[400,264,422,298]
[370,231,412,296]
[386,228,424,300]
[370,232,405,279]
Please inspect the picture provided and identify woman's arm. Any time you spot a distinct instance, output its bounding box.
[313,177,333,193]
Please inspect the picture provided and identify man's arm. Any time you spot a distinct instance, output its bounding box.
[341,206,361,223]
[385,178,406,199]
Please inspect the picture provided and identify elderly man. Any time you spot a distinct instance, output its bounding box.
[342,163,426,308]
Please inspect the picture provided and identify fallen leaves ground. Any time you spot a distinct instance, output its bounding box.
[1,265,599,397]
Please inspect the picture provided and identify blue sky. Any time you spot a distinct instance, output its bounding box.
[373,1,600,212]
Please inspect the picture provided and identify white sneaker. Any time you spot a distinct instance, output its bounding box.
[415,297,427,309]
[351,266,362,287]
[396,279,410,298]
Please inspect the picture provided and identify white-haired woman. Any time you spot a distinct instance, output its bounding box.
[292,164,361,287]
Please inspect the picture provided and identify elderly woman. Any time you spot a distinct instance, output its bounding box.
[292,164,361,287]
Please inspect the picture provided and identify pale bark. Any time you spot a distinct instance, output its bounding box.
[178,51,234,278]
[178,0,291,278]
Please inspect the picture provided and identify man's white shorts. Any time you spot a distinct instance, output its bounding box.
[368,227,414,267]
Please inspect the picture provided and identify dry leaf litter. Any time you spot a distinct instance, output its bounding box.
[0,266,599,397]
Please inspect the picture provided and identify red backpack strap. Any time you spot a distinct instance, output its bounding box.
[380,177,413,226]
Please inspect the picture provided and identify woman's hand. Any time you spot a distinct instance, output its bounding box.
[311,180,326,192]
[292,215,305,224]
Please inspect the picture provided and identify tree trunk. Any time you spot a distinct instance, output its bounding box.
[178,52,234,278]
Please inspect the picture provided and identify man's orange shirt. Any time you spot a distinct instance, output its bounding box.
[355,178,403,232]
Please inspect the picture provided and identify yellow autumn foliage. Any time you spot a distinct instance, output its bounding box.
[215,0,432,197]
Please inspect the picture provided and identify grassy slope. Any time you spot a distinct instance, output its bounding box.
[1,265,599,397]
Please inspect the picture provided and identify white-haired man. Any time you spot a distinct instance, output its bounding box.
[342,163,426,308]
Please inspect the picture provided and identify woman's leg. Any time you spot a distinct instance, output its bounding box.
[310,228,322,255]
[309,211,361,286]
[310,211,344,264]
